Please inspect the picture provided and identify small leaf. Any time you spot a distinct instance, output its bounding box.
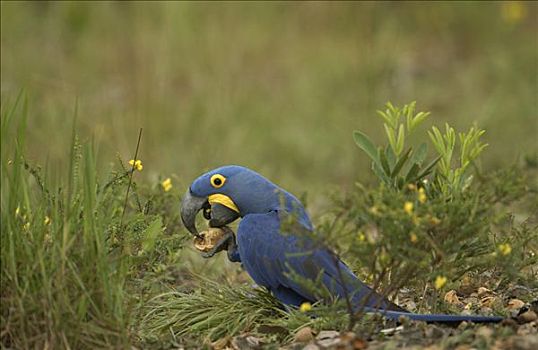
[410,142,428,165]
[405,163,420,183]
[142,217,163,252]
[391,147,412,178]
[385,145,396,168]
[379,148,391,176]
[429,126,445,155]
[372,162,390,184]
[411,112,430,133]
[396,124,405,155]
[413,155,442,182]
[353,131,380,164]
[384,124,397,153]
[377,110,394,128]
[396,177,405,189]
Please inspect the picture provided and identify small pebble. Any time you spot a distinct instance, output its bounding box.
[507,298,525,310]
[294,326,315,343]
[316,330,340,340]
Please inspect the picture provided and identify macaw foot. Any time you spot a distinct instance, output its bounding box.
[201,226,237,259]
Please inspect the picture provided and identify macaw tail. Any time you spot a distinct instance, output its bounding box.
[363,307,505,324]
[346,283,504,324]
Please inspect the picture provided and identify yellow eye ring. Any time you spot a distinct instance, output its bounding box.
[210,174,226,188]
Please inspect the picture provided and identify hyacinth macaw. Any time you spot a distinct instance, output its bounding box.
[181,165,503,323]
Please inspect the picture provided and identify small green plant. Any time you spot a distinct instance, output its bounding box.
[353,101,489,198]
[353,101,440,190]
[339,102,535,312]
[428,124,488,196]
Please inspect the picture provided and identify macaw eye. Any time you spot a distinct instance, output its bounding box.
[210,174,226,188]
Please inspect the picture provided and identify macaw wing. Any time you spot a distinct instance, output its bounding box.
[236,210,403,311]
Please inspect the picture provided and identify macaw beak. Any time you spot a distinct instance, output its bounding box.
[180,189,240,237]
[180,190,208,238]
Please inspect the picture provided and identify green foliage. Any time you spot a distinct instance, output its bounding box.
[140,279,285,345]
[354,101,440,190]
[338,102,537,313]
[0,98,185,348]
[140,279,390,346]
[428,124,488,196]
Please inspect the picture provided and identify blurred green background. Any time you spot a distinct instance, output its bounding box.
[1,1,536,195]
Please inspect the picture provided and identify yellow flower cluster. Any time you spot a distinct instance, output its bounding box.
[129,159,143,171]
[299,302,312,312]
[161,178,173,192]
[498,243,512,256]
[403,201,414,215]
[434,275,447,290]
[418,188,427,203]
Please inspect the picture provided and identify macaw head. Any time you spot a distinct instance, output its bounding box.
[181,165,311,237]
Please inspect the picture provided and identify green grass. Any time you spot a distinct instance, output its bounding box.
[1,97,130,348]
[1,2,536,193]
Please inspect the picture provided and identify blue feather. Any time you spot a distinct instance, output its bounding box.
[237,211,503,323]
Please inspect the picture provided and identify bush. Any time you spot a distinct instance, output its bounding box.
[318,102,537,314]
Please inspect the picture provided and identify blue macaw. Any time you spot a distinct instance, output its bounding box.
[181,165,503,323]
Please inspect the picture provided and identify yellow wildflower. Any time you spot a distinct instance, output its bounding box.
[129,159,143,171]
[23,222,30,231]
[418,188,427,203]
[44,216,51,225]
[410,232,418,243]
[434,275,447,290]
[501,2,526,24]
[357,232,366,242]
[15,206,20,217]
[299,302,312,312]
[498,243,512,256]
[161,178,173,192]
[404,201,414,215]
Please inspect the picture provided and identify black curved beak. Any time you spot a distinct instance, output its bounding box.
[180,190,241,238]
[180,190,207,238]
